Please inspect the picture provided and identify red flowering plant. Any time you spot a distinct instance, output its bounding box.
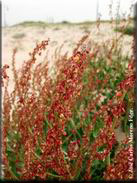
[1,29,135,181]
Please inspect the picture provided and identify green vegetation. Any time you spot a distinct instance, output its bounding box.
[114,26,134,36]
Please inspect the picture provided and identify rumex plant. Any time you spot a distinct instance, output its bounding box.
[2,29,135,180]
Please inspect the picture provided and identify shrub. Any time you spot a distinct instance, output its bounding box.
[14,21,47,28]
[12,33,26,39]
[114,26,134,36]
[1,31,135,181]
[61,21,71,24]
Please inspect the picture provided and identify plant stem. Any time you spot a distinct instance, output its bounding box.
[106,153,110,166]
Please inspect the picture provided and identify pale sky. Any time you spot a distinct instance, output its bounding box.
[2,0,137,26]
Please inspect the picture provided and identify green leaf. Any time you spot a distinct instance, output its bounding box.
[96,118,104,129]
[74,116,80,125]
[6,149,16,162]
[35,145,42,157]
[110,142,119,160]
[106,92,111,99]
[28,127,33,134]
[92,128,98,138]
[62,141,68,152]
[109,81,115,89]
[97,144,107,152]
[81,158,88,177]
[18,146,24,161]
[17,162,24,168]
[91,159,106,180]
[43,120,48,136]
[93,159,100,166]
[102,98,108,105]
[77,128,83,138]
[6,144,14,152]
[96,104,100,111]
[92,119,104,139]
[65,120,74,136]
[82,72,89,84]
[89,132,95,144]
[74,168,81,180]
[124,93,128,102]
[7,131,13,143]
[9,161,20,178]
[98,71,105,80]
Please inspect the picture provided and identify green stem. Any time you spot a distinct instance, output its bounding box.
[106,153,110,166]
[46,172,63,178]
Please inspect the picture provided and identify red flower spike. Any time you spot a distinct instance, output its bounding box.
[116,92,123,97]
